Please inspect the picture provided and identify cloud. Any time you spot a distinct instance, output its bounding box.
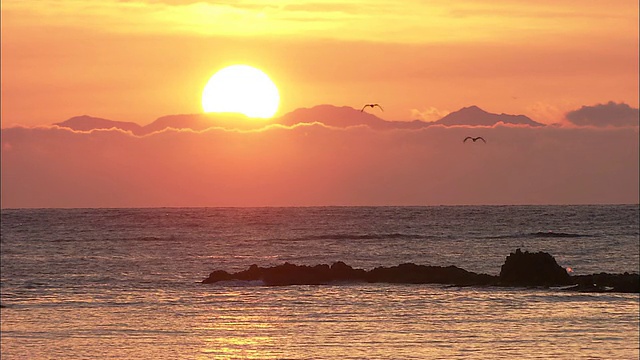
[410,107,451,122]
[526,102,565,125]
[565,102,639,127]
[6,0,635,45]
[2,123,638,208]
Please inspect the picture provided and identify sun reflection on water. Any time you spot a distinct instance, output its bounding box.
[2,284,638,359]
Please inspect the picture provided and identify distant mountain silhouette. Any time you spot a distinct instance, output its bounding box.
[51,105,543,134]
[276,104,542,129]
[276,104,429,130]
[277,105,388,128]
[55,113,266,135]
[142,113,263,133]
[54,115,143,134]
[142,114,212,133]
[434,106,543,127]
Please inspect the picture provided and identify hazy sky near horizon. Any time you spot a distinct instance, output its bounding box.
[1,1,639,208]
[1,0,638,126]
[2,121,638,208]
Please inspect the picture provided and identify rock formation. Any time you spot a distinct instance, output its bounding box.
[202,250,639,293]
[499,248,571,286]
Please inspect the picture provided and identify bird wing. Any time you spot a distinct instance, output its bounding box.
[360,105,368,112]
[463,137,473,142]
[477,137,486,143]
[374,104,384,111]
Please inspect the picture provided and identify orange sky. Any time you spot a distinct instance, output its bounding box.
[2,0,638,127]
[1,1,639,208]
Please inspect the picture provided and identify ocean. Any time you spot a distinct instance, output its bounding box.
[1,205,638,359]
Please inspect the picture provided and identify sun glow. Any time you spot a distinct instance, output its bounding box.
[202,65,280,118]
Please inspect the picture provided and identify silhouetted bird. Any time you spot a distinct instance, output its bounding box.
[361,104,383,112]
[463,136,486,143]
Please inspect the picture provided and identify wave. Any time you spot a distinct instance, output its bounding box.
[276,231,590,242]
[52,236,178,243]
[281,233,429,242]
[205,279,267,287]
[485,231,591,240]
[530,231,590,238]
[46,231,592,244]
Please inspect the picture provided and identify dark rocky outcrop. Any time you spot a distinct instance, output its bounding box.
[204,262,369,286]
[202,250,639,293]
[499,249,571,286]
[365,263,495,286]
[203,262,497,287]
[568,272,639,293]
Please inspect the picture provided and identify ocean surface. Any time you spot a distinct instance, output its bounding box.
[1,205,638,359]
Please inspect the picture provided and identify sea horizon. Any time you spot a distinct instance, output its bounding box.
[3,202,639,210]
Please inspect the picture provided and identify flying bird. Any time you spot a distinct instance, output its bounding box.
[361,104,383,112]
[463,136,486,143]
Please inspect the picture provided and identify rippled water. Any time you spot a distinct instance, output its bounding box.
[1,205,639,359]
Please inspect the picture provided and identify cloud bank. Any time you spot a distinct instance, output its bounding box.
[565,102,639,127]
[2,122,638,208]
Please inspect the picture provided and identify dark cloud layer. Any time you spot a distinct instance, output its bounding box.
[565,101,639,127]
[2,123,638,208]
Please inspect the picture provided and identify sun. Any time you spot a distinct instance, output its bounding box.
[202,65,280,118]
